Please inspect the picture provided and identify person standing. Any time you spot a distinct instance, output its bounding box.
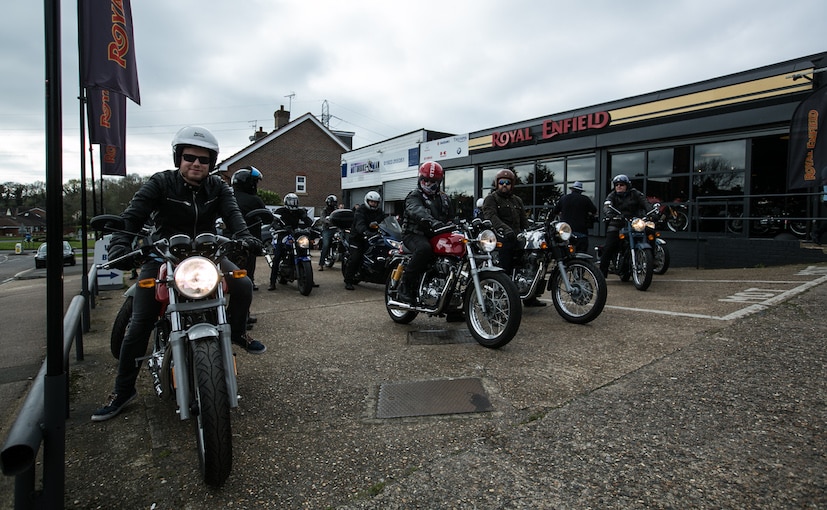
[551,181,597,253]
[599,174,649,277]
[92,126,266,422]
[318,194,338,270]
[343,191,387,290]
[231,166,266,289]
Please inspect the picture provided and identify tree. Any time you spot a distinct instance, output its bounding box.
[258,189,281,206]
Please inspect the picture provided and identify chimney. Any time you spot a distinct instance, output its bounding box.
[249,126,267,142]
[274,105,290,130]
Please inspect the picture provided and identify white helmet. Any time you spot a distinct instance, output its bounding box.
[476,198,484,208]
[172,126,219,169]
[364,191,381,210]
[284,193,299,209]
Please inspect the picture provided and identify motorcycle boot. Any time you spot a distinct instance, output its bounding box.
[397,273,417,304]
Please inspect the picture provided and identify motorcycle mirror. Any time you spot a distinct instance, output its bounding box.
[603,200,612,206]
[90,214,125,232]
[245,208,275,226]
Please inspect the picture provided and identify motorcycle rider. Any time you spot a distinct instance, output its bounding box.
[92,126,266,422]
[343,191,387,290]
[318,194,338,271]
[551,181,597,253]
[268,192,313,290]
[399,162,454,305]
[231,166,266,290]
[599,174,650,277]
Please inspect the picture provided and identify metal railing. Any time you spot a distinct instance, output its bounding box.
[0,264,97,509]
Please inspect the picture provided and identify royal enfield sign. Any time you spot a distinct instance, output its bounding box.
[491,111,611,148]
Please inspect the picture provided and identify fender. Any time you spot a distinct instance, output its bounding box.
[572,252,596,261]
[187,322,220,341]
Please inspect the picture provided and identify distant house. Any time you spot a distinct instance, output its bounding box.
[0,207,47,237]
[217,106,353,217]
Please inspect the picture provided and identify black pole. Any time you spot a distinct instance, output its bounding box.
[43,0,66,506]
[77,0,90,334]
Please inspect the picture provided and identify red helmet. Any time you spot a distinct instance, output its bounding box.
[418,162,444,195]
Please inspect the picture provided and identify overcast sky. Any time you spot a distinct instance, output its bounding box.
[2,0,825,185]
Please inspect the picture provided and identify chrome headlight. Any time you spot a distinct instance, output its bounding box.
[477,229,497,252]
[632,218,647,232]
[173,256,220,299]
[555,222,572,241]
[296,235,310,249]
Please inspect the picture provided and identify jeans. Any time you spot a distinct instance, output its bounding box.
[320,228,334,266]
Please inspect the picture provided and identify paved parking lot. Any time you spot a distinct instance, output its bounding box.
[3,260,826,508]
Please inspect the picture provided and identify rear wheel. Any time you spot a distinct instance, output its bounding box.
[191,340,232,487]
[550,260,606,324]
[297,260,314,296]
[667,209,689,232]
[653,243,670,275]
[632,247,654,291]
[464,271,522,349]
[110,295,133,359]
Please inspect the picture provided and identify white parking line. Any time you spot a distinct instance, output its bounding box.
[606,273,827,321]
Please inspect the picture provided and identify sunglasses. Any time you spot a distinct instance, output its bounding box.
[498,179,512,186]
[181,153,211,165]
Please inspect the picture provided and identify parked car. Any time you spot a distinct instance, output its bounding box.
[34,241,75,269]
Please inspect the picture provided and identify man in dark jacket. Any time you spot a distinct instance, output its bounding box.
[481,168,528,274]
[552,181,597,253]
[343,191,387,290]
[92,126,266,423]
[599,174,650,277]
[231,166,266,289]
[399,162,453,304]
[318,194,338,270]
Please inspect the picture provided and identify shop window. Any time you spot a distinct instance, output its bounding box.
[445,167,475,221]
[536,159,564,184]
[566,155,595,183]
[609,151,645,189]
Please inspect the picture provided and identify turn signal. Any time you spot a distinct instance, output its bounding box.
[230,269,248,279]
[138,278,156,289]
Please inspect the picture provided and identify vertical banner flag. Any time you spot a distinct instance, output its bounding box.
[787,84,827,190]
[101,144,127,177]
[87,87,126,147]
[81,0,140,104]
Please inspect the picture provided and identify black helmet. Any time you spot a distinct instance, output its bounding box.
[231,166,263,193]
[612,174,631,187]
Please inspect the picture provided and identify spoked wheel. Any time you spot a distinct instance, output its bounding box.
[464,271,522,349]
[190,340,232,487]
[632,247,654,291]
[297,260,314,296]
[550,260,607,324]
[653,243,670,275]
[385,273,418,324]
[110,295,133,359]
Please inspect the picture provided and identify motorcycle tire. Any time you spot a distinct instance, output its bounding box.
[653,243,670,275]
[297,260,314,296]
[632,247,654,291]
[789,220,808,237]
[110,295,133,359]
[549,260,607,324]
[464,271,522,349]
[190,340,232,487]
[385,273,418,324]
[667,210,689,232]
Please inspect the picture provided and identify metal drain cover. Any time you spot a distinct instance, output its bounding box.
[407,329,475,345]
[376,377,493,419]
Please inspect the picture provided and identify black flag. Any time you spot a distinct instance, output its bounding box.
[787,84,827,190]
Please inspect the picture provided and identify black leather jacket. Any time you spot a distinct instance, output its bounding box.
[602,188,649,231]
[350,207,387,243]
[402,188,452,236]
[110,169,252,250]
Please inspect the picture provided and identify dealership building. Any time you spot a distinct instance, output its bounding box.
[341,52,827,267]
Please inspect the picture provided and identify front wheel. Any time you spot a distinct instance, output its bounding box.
[653,243,670,275]
[632,246,654,291]
[297,260,314,296]
[110,295,133,359]
[549,260,607,324]
[191,340,232,487]
[464,271,522,349]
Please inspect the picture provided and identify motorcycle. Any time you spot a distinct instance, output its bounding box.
[595,203,658,291]
[648,196,689,232]
[725,198,808,237]
[264,214,319,296]
[91,208,272,487]
[509,220,607,324]
[320,208,354,268]
[341,215,403,285]
[385,219,522,349]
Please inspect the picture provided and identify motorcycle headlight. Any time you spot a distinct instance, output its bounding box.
[555,222,572,241]
[632,218,647,232]
[173,256,220,299]
[296,235,310,249]
[387,239,402,250]
[645,220,656,229]
[477,229,498,252]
